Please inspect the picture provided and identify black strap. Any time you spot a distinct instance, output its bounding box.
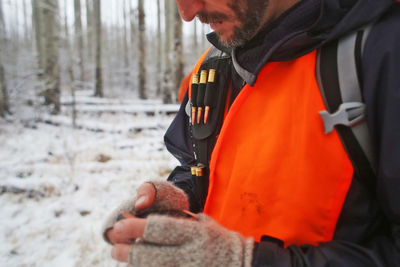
[317,30,376,194]
[190,47,232,209]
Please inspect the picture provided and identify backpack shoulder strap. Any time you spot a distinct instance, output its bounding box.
[316,24,377,185]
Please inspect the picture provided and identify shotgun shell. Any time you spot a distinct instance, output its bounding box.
[204,106,210,124]
[191,73,199,125]
[204,69,216,124]
[200,70,208,84]
[208,69,216,83]
[196,167,203,177]
[197,70,208,124]
[192,73,199,84]
[197,107,203,124]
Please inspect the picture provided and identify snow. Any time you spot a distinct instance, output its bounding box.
[0,92,180,267]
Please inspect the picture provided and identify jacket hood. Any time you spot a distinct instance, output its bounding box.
[207,0,395,86]
[312,0,393,41]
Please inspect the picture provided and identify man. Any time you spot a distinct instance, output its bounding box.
[103,0,400,266]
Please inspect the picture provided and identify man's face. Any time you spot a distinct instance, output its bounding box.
[176,0,270,47]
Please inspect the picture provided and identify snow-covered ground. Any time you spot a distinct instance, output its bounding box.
[0,92,180,266]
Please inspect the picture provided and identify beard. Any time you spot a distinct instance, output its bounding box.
[198,0,270,47]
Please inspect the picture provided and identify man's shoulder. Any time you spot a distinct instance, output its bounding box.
[370,2,400,42]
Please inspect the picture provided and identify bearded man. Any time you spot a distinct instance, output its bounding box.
[103,0,400,266]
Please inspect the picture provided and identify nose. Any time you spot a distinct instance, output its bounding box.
[176,0,204,22]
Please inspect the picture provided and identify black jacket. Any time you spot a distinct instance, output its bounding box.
[164,0,400,265]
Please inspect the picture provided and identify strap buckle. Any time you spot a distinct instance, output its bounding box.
[319,102,366,134]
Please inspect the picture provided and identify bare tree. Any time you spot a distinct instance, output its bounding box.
[41,0,61,114]
[93,0,103,97]
[201,23,206,49]
[74,0,84,82]
[156,0,162,95]
[23,0,30,45]
[0,0,9,116]
[65,0,77,127]
[86,0,94,60]
[193,19,198,49]
[32,0,44,72]
[138,0,146,99]
[122,0,129,88]
[162,0,173,103]
[129,0,137,90]
[173,2,183,101]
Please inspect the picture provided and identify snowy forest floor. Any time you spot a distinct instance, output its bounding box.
[0,90,180,266]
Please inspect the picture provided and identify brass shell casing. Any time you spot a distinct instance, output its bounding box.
[208,69,216,83]
[192,73,199,84]
[200,70,208,84]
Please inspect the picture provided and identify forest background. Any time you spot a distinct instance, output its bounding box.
[0,0,209,266]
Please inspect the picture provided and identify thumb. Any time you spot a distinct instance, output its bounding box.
[135,182,156,210]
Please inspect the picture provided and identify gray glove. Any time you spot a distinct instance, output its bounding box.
[129,214,254,267]
[102,180,189,243]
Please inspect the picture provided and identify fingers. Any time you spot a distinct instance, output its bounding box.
[106,228,132,245]
[111,244,131,263]
[114,217,147,241]
[143,215,198,245]
[135,182,156,210]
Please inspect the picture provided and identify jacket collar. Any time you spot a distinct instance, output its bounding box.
[207,0,394,86]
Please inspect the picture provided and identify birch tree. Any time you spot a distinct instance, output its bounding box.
[123,0,129,88]
[41,0,61,114]
[32,0,44,72]
[173,2,183,100]
[156,0,162,95]
[138,0,146,99]
[65,0,77,127]
[0,0,8,116]
[86,0,94,60]
[162,0,173,103]
[74,0,84,82]
[93,0,103,97]
[193,19,198,49]
[129,0,137,90]
[23,0,29,45]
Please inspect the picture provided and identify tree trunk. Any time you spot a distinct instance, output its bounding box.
[64,0,70,47]
[193,20,198,49]
[74,0,84,82]
[156,0,162,95]
[32,0,45,72]
[173,2,183,102]
[65,0,77,127]
[23,0,29,46]
[86,0,94,60]
[138,0,146,99]
[162,0,173,104]
[201,24,206,49]
[123,0,129,88]
[93,0,103,97]
[0,0,9,116]
[41,0,61,114]
[129,0,136,90]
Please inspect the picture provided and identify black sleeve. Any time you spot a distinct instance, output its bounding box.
[252,5,400,267]
[164,93,203,212]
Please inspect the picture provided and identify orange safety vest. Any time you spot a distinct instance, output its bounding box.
[191,50,354,246]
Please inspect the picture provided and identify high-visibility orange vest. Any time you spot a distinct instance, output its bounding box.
[196,51,354,246]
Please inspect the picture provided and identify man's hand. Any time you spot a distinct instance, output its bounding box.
[109,214,254,267]
[106,217,146,245]
[108,217,147,262]
[102,180,189,244]
[134,183,156,211]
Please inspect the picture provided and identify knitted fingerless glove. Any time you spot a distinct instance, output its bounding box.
[102,181,189,243]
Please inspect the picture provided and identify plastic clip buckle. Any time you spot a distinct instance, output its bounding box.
[319,102,366,134]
